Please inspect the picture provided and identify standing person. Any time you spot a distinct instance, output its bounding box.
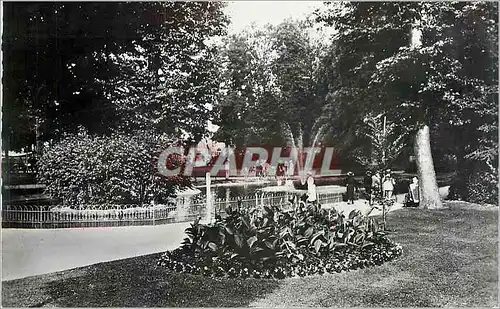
[256,159,263,178]
[382,169,396,199]
[288,159,294,178]
[345,171,356,205]
[264,161,270,178]
[306,172,317,203]
[363,171,373,205]
[372,171,381,196]
[276,161,284,185]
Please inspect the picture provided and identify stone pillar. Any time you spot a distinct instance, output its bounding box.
[205,172,212,222]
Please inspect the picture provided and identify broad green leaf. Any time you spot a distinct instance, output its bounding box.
[310,230,325,245]
[247,236,258,248]
[314,239,322,253]
[304,226,314,238]
[208,242,218,251]
[234,234,243,248]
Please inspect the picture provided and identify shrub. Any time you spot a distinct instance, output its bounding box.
[448,164,498,205]
[467,168,498,205]
[38,130,191,207]
[158,200,403,279]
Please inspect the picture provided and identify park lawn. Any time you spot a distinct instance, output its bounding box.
[2,201,497,307]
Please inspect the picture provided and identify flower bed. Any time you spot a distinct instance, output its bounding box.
[158,200,402,279]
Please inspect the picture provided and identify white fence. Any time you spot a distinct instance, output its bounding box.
[2,191,343,229]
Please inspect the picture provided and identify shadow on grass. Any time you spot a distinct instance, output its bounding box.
[2,253,280,307]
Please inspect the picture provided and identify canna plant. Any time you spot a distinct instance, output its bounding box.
[161,197,401,279]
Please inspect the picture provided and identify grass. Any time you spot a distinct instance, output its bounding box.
[2,201,497,307]
[1,253,279,307]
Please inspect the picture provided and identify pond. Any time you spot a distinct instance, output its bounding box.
[197,182,270,200]
[195,176,346,200]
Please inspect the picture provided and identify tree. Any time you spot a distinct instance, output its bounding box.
[3,3,148,151]
[270,21,330,150]
[315,2,441,208]
[214,28,280,147]
[3,2,229,153]
[96,2,228,143]
[433,2,498,204]
[354,113,408,173]
[4,2,229,203]
[370,2,498,206]
[214,20,333,179]
[315,2,498,208]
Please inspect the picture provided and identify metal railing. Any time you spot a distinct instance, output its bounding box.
[2,190,343,229]
[213,192,292,216]
[318,192,344,205]
[1,204,185,228]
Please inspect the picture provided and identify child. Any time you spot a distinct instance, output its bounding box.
[382,170,395,199]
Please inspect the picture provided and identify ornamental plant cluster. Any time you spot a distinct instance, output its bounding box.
[158,199,403,279]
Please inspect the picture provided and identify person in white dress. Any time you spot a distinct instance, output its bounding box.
[382,170,395,199]
[306,172,317,203]
[288,159,294,178]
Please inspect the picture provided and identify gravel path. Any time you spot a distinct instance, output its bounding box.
[1,222,190,281]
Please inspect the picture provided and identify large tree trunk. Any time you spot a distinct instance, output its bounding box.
[410,16,443,209]
[414,124,443,209]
